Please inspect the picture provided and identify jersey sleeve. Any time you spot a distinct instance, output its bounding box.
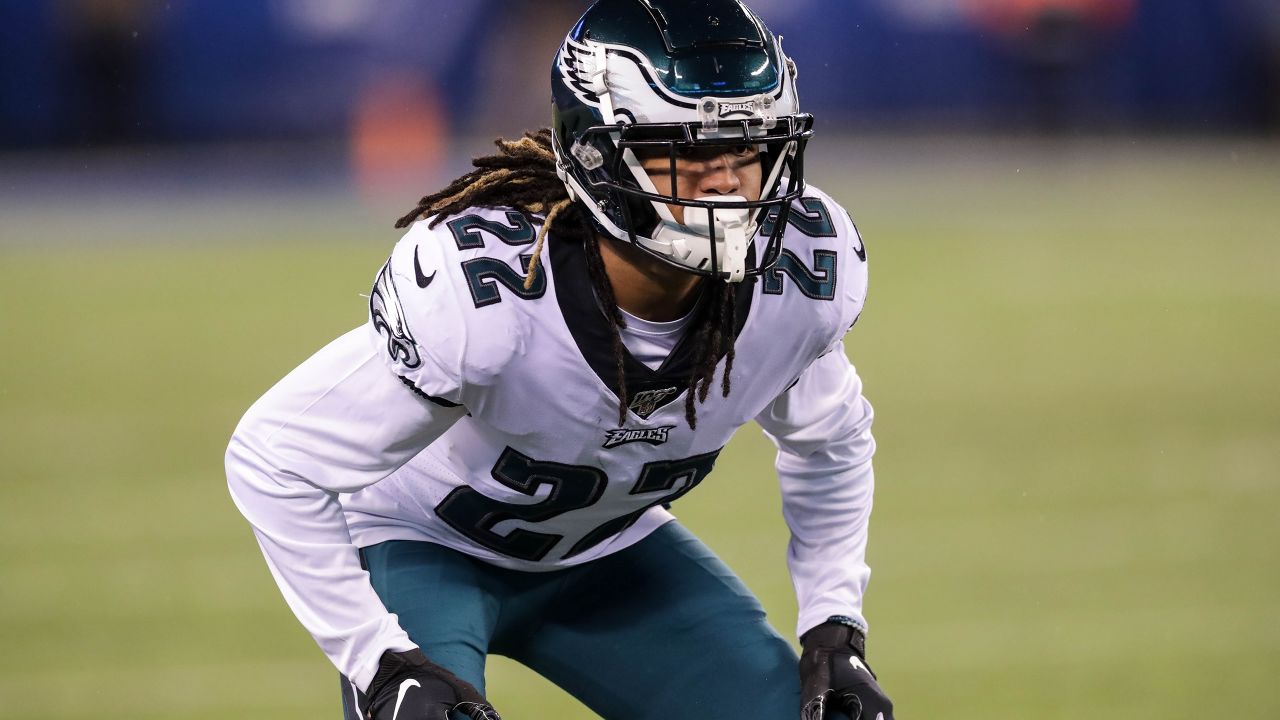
[370,220,527,407]
[225,230,475,690]
[369,225,468,404]
[756,204,877,639]
[825,197,869,353]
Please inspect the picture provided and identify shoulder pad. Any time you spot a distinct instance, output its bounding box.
[768,184,868,345]
[369,213,546,401]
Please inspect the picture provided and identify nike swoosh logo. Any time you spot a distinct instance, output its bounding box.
[413,247,436,288]
[849,655,870,674]
[392,678,421,720]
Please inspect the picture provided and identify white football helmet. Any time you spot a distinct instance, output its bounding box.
[551,0,813,283]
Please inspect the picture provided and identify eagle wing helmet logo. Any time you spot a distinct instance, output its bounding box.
[558,37,608,108]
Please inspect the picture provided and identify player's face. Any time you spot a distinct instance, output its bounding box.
[637,144,763,226]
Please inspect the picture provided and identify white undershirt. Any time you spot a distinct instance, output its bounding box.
[618,307,694,370]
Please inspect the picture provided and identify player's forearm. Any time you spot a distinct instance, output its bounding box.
[779,447,875,640]
[226,436,417,690]
[757,345,878,638]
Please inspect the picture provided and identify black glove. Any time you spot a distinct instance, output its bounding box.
[361,649,501,720]
[800,620,894,720]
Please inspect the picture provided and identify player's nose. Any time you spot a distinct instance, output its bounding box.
[697,152,742,195]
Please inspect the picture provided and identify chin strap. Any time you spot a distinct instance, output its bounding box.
[715,208,750,283]
[648,196,752,283]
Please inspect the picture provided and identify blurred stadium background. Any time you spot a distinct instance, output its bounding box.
[2,1,1278,718]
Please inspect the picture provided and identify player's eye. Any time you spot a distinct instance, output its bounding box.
[673,144,758,161]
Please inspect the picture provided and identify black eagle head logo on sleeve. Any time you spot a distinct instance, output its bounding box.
[370,260,422,370]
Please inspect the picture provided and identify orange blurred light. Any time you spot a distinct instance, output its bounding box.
[350,72,446,202]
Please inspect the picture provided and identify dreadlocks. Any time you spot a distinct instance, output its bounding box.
[395,128,737,430]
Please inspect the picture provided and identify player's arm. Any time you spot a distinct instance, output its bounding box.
[757,196,876,641]
[225,323,463,691]
[756,346,876,639]
[757,196,892,717]
[756,348,893,720]
[225,231,501,720]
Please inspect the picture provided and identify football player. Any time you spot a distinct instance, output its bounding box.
[225,1,894,718]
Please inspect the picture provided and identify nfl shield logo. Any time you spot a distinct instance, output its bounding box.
[627,386,679,419]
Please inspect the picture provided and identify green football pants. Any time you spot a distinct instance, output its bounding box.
[341,521,801,720]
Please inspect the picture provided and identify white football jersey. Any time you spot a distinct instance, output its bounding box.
[345,186,865,567]
[226,185,877,689]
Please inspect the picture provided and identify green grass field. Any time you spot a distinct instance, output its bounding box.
[1,137,1277,718]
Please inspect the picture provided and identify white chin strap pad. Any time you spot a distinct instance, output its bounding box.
[647,195,753,283]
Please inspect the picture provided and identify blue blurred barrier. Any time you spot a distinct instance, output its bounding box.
[1,0,1275,148]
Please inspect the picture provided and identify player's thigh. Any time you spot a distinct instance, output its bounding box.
[356,540,503,691]
[518,522,799,720]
